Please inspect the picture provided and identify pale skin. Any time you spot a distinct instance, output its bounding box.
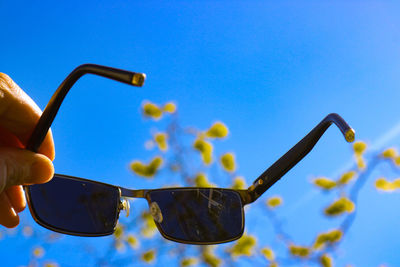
[0,73,55,228]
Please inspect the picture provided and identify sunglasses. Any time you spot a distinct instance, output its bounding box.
[24,64,355,244]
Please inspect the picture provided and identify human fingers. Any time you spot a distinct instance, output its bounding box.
[0,186,26,229]
[6,185,26,213]
[0,73,55,160]
[0,147,54,193]
[0,191,19,228]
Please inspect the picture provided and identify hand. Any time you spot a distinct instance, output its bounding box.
[0,73,55,228]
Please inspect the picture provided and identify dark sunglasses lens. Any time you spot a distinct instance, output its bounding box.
[148,188,243,243]
[27,175,120,235]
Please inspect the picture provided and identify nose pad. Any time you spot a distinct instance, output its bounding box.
[150,202,163,223]
[120,198,130,217]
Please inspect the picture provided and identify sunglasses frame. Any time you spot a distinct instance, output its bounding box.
[26,173,247,244]
[24,63,355,244]
[25,174,122,237]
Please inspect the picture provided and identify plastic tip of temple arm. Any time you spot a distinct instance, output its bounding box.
[345,128,355,143]
[131,73,146,86]
[324,113,355,143]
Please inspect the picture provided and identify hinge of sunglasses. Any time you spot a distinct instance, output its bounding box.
[119,198,130,217]
[244,178,264,204]
[249,178,263,191]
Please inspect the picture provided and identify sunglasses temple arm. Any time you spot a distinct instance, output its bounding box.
[26,64,146,152]
[244,113,355,204]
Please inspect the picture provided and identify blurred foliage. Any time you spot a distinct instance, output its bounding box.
[260,247,275,261]
[194,173,215,187]
[353,141,367,155]
[228,234,257,258]
[33,246,45,258]
[180,257,198,267]
[220,152,236,172]
[375,177,400,192]
[6,99,399,267]
[202,246,221,267]
[231,176,246,190]
[338,171,357,185]
[206,122,229,139]
[154,132,168,151]
[266,196,283,209]
[381,148,397,159]
[313,177,337,190]
[324,197,355,217]
[130,156,163,178]
[288,244,311,258]
[142,101,176,120]
[320,254,333,267]
[193,138,213,165]
[141,249,156,263]
[313,229,342,250]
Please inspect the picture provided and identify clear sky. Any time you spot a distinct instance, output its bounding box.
[1,1,400,266]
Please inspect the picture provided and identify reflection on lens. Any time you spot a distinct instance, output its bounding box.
[28,175,120,235]
[148,188,243,243]
[150,202,163,223]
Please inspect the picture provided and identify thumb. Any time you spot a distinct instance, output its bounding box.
[0,147,54,193]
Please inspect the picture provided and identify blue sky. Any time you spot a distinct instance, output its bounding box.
[1,1,400,266]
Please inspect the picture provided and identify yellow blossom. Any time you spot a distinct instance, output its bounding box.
[33,246,45,258]
[228,234,257,258]
[231,176,247,190]
[288,244,310,258]
[194,173,215,187]
[320,254,333,267]
[141,250,156,263]
[142,101,163,120]
[202,246,221,267]
[393,178,400,188]
[313,177,336,190]
[375,177,394,191]
[114,225,124,239]
[266,196,283,209]
[162,102,176,113]
[180,258,198,267]
[140,212,157,238]
[154,132,168,151]
[375,177,400,192]
[338,171,357,185]
[324,197,355,216]
[382,148,397,159]
[130,156,163,178]
[193,138,213,165]
[206,122,229,139]
[314,229,343,250]
[220,152,236,172]
[126,234,139,249]
[261,247,275,261]
[355,155,366,170]
[353,141,367,155]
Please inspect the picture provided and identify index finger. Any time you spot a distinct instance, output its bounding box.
[0,73,55,160]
